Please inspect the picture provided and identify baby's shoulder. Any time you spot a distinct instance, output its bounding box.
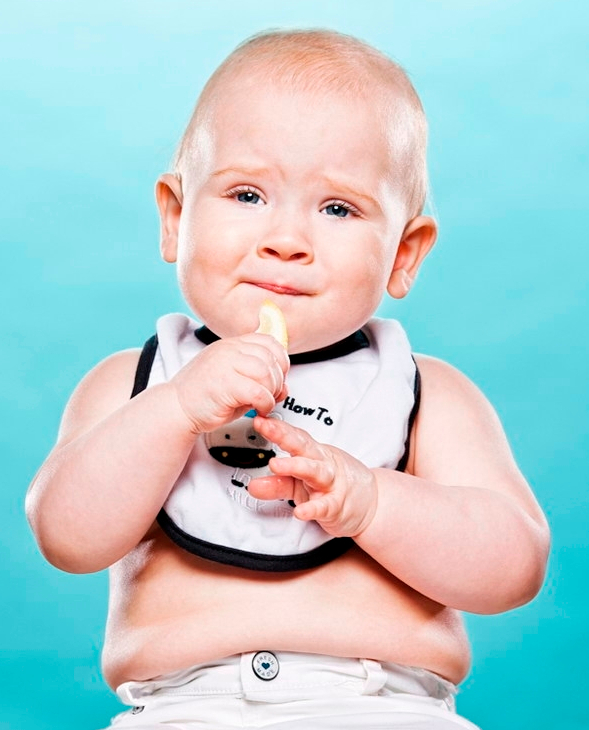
[414,353,479,395]
[56,349,141,447]
[413,353,496,425]
[410,353,520,483]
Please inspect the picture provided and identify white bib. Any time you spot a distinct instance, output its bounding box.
[132,314,419,571]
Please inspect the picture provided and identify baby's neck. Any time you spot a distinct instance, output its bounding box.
[194,325,370,364]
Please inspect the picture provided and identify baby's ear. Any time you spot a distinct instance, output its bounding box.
[155,173,183,263]
[387,216,437,299]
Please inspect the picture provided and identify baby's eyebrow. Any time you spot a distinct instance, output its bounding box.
[320,176,380,211]
[211,166,272,180]
[210,167,381,211]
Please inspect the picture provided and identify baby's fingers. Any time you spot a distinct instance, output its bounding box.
[228,375,277,416]
[269,455,335,492]
[234,351,285,401]
[253,416,324,459]
[247,475,297,502]
[248,475,310,509]
[294,494,338,524]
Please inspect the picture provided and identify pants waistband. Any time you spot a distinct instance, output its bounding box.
[117,652,457,707]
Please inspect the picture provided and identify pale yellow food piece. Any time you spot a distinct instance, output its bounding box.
[256,300,288,349]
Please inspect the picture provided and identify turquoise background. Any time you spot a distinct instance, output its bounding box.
[2,1,587,728]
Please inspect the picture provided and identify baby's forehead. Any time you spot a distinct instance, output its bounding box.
[196,61,411,162]
[211,71,389,121]
[185,58,396,154]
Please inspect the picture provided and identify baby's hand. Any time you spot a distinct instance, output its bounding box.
[171,335,289,434]
[248,416,378,538]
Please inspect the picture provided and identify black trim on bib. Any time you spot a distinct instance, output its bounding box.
[195,326,370,364]
[131,334,158,398]
[156,508,354,572]
[395,358,421,473]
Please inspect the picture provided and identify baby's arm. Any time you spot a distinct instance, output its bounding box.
[26,335,288,573]
[358,354,550,613]
[249,355,550,614]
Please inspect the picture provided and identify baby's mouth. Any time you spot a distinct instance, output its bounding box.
[252,282,304,296]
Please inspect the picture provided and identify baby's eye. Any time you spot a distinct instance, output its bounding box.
[237,191,261,204]
[226,186,264,205]
[322,201,358,218]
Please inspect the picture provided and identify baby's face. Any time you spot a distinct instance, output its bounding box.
[165,78,411,353]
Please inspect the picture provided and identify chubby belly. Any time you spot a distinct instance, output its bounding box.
[102,526,471,689]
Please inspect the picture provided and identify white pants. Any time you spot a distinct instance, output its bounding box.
[104,652,480,729]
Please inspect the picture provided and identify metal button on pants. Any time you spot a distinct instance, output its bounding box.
[251,651,280,681]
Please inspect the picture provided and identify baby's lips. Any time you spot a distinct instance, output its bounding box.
[255,300,289,349]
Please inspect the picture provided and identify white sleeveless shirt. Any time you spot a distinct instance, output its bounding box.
[132,313,420,572]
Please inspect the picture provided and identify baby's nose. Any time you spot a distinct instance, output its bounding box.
[257,219,314,262]
[258,214,313,263]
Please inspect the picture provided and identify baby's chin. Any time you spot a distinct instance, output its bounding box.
[284,325,363,355]
[191,309,258,339]
[195,317,343,354]
[193,302,367,354]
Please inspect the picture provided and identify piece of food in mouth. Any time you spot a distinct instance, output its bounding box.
[256,300,288,349]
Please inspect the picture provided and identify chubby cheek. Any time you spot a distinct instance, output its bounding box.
[175,248,254,336]
[174,235,215,317]
[345,246,392,304]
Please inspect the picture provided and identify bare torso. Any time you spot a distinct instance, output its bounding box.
[102,521,471,690]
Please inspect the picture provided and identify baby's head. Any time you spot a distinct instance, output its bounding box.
[157,29,437,353]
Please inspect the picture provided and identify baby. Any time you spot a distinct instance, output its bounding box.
[26,29,550,729]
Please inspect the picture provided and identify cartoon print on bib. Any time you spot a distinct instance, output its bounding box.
[204,411,291,510]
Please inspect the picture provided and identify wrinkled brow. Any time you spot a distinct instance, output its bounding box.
[319,175,380,210]
[211,166,273,179]
[210,167,382,212]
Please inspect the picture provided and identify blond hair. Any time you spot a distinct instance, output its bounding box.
[174,29,429,217]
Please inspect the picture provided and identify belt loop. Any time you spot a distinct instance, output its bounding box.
[116,680,154,706]
[240,651,254,688]
[360,659,388,695]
